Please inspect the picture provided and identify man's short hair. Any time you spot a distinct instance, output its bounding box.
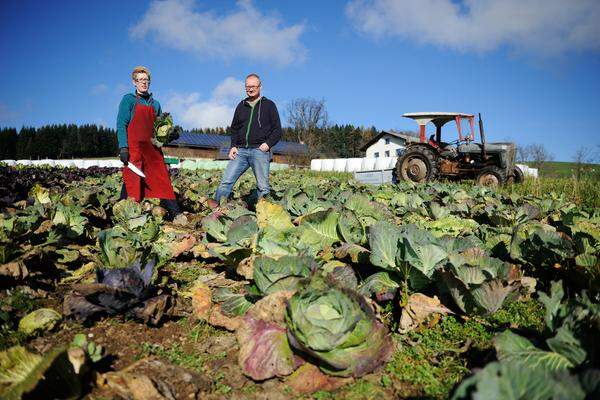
[246,73,261,84]
[132,66,151,80]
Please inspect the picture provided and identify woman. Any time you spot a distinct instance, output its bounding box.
[116,66,180,219]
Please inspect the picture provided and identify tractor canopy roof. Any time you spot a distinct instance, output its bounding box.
[403,112,476,142]
[403,112,474,127]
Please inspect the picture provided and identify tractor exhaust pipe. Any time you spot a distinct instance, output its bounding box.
[478,113,487,160]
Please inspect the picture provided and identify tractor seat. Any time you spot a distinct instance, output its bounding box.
[428,134,451,149]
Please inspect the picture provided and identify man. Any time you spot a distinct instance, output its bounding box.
[214,73,282,203]
[116,66,180,219]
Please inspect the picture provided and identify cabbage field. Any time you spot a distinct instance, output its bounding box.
[1,165,599,399]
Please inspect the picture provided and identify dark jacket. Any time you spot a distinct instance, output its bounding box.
[230,97,282,149]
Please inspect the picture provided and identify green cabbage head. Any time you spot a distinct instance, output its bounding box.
[285,287,392,377]
[152,112,181,147]
[97,226,145,268]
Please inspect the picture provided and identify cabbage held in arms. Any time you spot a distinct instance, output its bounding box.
[285,287,393,377]
[152,112,181,147]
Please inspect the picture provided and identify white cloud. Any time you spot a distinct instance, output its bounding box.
[346,0,600,55]
[164,77,244,129]
[131,0,306,66]
[91,83,109,95]
[95,118,109,128]
[0,102,19,123]
[115,83,129,94]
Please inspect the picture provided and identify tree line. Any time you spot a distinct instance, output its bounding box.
[190,111,381,159]
[0,122,380,160]
[2,98,597,165]
[0,125,118,160]
[0,98,384,160]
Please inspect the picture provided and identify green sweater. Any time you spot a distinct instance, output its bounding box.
[116,93,162,148]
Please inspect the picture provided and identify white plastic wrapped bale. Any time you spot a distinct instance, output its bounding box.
[516,163,527,173]
[270,163,289,171]
[1,160,16,166]
[345,158,363,172]
[16,160,33,166]
[215,160,229,169]
[310,159,323,171]
[321,159,335,172]
[526,168,538,178]
[515,163,538,179]
[333,159,348,172]
[108,159,124,168]
[193,160,207,170]
[204,161,221,170]
[180,160,198,170]
[375,157,393,170]
[194,160,228,170]
[202,161,217,170]
[84,160,101,169]
[30,159,55,167]
[94,160,114,168]
[53,160,71,168]
[360,158,377,171]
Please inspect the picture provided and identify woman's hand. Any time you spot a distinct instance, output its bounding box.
[119,147,129,164]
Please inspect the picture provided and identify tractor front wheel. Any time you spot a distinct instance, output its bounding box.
[512,165,524,184]
[395,147,438,183]
[476,166,506,187]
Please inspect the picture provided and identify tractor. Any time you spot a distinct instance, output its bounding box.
[395,112,523,186]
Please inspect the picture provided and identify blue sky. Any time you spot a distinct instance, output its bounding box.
[1,0,599,161]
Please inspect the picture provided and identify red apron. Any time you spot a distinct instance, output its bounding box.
[122,96,176,201]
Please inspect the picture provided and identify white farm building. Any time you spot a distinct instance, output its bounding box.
[360,131,419,158]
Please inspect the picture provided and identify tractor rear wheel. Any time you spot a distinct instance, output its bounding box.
[476,166,506,187]
[395,147,438,183]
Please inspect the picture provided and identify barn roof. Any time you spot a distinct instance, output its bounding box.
[167,132,308,155]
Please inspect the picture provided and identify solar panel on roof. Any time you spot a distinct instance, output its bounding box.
[168,132,308,155]
[169,132,229,148]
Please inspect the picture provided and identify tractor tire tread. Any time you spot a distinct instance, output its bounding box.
[395,146,438,183]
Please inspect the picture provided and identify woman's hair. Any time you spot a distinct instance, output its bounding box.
[132,66,151,81]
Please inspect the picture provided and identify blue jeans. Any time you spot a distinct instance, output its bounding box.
[214,148,271,203]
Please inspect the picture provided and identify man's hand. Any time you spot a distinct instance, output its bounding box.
[119,147,129,164]
[229,147,238,160]
[259,143,270,152]
[170,125,182,142]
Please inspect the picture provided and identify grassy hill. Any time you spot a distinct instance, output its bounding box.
[522,161,599,178]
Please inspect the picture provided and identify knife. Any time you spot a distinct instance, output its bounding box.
[126,162,146,178]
